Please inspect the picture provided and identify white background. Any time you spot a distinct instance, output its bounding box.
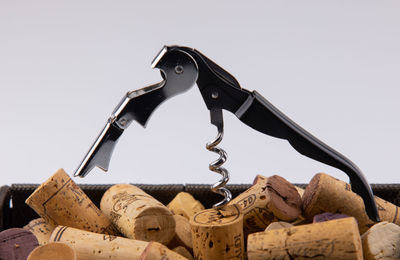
[0,1,399,186]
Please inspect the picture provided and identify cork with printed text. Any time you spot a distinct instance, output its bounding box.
[25,169,118,235]
[228,175,302,235]
[100,184,175,245]
[190,204,244,260]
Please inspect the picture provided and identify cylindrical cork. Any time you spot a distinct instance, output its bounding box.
[139,242,188,260]
[27,242,76,260]
[100,184,175,245]
[313,212,350,223]
[0,228,39,260]
[227,175,301,234]
[190,204,244,260]
[247,217,363,260]
[25,169,118,235]
[50,226,186,260]
[167,192,205,220]
[167,215,193,252]
[295,186,305,197]
[302,173,400,234]
[361,221,400,260]
[264,221,293,231]
[172,246,194,260]
[23,218,55,245]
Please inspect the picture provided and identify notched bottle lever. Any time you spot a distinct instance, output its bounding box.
[74,47,198,178]
[74,45,379,222]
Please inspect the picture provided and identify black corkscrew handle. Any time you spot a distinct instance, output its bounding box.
[172,46,379,222]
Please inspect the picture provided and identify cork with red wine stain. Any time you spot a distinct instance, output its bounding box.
[0,228,38,260]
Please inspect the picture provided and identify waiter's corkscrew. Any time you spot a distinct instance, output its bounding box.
[74,45,380,222]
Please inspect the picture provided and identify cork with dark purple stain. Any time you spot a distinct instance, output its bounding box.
[227,175,302,235]
[313,212,351,223]
[0,228,39,260]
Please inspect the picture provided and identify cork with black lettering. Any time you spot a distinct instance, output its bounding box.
[100,184,175,245]
[190,204,244,260]
[25,169,118,235]
[227,175,302,235]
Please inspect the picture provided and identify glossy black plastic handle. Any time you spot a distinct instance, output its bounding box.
[235,90,380,222]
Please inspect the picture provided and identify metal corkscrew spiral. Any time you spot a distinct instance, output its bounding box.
[207,109,232,208]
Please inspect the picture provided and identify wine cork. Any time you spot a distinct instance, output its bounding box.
[228,175,301,234]
[139,242,188,260]
[247,217,363,260]
[264,221,293,231]
[190,204,244,260]
[361,221,400,260]
[167,192,205,220]
[50,225,185,260]
[295,186,305,197]
[172,246,194,260]
[302,173,400,234]
[167,215,193,252]
[290,217,312,226]
[27,242,76,260]
[23,218,55,245]
[100,184,175,244]
[0,228,39,260]
[313,212,350,223]
[25,169,118,235]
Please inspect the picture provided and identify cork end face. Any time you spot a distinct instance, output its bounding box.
[25,168,70,207]
[0,228,39,260]
[134,208,176,245]
[27,242,76,260]
[362,222,400,259]
[252,175,268,185]
[266,175,302,221]
[302,173,323,217]
[190,204,243,228]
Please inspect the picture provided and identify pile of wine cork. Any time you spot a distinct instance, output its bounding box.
[0,169,399,259]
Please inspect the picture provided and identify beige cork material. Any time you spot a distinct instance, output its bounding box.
[172,246,194,260]
[302,173,400,234]
[50,225,182,260]
[290,217,312,226]
[247,217,363,260]
[361,221,400,259]
[25,169,118,235]
[190,204,244,260]
[167,192,205,220]
[139,242,188,260]
[264,221,293,231]
[23,218,55,245]
[27,242,76,260]
[295,186,305,197]
[167,215,193,252]
[227,175,302,234]
[100,184,175,245]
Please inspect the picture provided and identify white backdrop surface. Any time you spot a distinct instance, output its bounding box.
[0,1,399,185]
